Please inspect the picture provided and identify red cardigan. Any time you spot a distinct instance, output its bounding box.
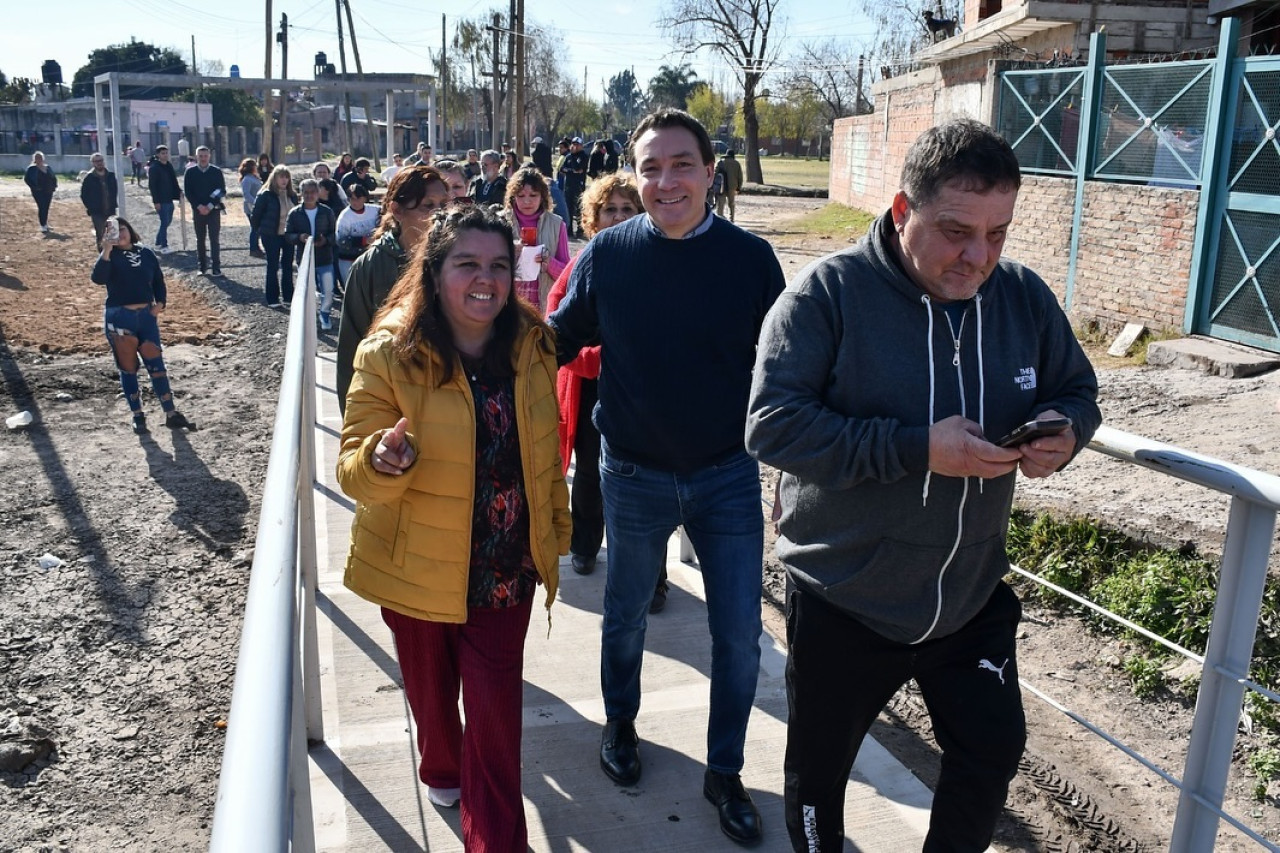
[545,256,601,474]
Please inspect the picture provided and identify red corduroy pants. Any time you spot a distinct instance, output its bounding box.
[383,598,534,852]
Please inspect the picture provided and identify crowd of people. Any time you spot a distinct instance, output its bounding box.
[20,110,1102,851]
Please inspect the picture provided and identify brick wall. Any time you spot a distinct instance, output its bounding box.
[1004,175,1197,332]
[1073,182,1197,332]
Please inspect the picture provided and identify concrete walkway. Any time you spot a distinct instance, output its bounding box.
[306,350,936,851]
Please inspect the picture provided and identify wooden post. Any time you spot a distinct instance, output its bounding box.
[341,0,381,170]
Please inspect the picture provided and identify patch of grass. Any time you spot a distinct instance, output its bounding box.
[757,156,830,190]
[779,203,875,241]
[1006,510,1280,732]
[1121,653,1167,698]
[1249,747,1280,800]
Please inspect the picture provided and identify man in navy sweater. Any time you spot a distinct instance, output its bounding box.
[183,146,225,276]
[550,109,784,846]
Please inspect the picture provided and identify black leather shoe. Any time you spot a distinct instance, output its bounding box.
[600,720,641,786]
[571,554,596,575]
[703,769,762,845]
[649,581,668,614]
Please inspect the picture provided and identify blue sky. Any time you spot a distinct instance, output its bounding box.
[1,0,875,99]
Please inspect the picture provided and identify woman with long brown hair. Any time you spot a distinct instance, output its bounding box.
[248,165,299,307]
[338,204,568,850]
[335,165,452,414]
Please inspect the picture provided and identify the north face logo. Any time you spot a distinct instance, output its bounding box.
[1014,367,1036,391]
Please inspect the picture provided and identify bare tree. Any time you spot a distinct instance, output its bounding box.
[788,40,868,123]
[524,24,573,140]
[659,0,783,183]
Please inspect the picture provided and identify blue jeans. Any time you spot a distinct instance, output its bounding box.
[155,202,174,248]
[315,263,336,321]
[598,441,763,773]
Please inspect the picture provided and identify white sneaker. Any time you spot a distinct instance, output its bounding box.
[427,786,460,808]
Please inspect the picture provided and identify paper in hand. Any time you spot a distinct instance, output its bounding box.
[517,245,543,280]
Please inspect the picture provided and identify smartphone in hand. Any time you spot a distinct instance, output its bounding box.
[993,417,1072,448]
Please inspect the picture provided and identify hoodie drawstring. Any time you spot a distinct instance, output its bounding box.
[975,293,986,495]
[921,294,935,506]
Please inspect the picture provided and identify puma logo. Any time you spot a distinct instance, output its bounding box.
[979,658,1009,685]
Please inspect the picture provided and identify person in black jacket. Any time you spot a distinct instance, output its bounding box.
[24,151,58,233]
[91,216,196,435]
[183,146,226,275]
[468,150,508,207]
[559,138,589,237]
[147,145,182,253]
[250,165,300,307]
[80,152,118,249]
[339,158,378,196]
[285,179,339,331]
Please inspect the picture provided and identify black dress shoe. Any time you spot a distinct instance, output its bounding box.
[703,769,762,845]
[600,719,641,786]
[571,553,596,575]
[649,581,668,613]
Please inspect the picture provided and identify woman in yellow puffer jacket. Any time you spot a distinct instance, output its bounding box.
[337,204,569,851]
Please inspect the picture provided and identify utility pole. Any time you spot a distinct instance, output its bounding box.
[341,0,381,169]
[263,0,273,159]
[192,36,203,135]
[506,0,516,147]
[334,0,354,154]
[514,0,525,156]
[855,54,866,115]
[277,14,289,163]
[491,14,500,150]
[441,14,448,153]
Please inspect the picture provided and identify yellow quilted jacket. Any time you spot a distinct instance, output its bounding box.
[336,308,570,623]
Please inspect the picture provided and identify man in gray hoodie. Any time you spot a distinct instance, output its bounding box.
[746,118,1101,852]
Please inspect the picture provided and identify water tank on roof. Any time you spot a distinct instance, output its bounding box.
[314,52,329,77]
[229,64,240,78]
[41,60,62,85]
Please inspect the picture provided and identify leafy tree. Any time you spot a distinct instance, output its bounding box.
[605,69,646,130]
[170,88,263,129]
[647,64,700,110]
[71,39,189,98]
[0,71,37,105]
[686,85,730,138]
[560,95,603,141]
[660,0,782,183]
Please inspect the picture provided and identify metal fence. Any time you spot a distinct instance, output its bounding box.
[208,242,321,852]
[998,59,1215,186]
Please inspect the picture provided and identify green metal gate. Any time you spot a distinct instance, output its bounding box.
[1197,57,1280,350]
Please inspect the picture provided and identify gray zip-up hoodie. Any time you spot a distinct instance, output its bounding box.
[746,214,1101,644]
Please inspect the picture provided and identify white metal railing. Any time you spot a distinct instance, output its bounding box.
[208,242,322,852]
[686,423,1280,850]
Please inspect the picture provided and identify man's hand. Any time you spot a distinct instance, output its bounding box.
[154,203,161,212]
[929,415,1021,479]
[198,204,210,215]
[371,418,415,475]
[150,303,165,317]
[1016,409,1077,479]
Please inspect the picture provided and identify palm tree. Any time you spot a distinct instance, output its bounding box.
[647,64,700,110]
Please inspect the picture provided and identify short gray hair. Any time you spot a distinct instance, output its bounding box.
[299,178,319,192]
[480,149,500,165]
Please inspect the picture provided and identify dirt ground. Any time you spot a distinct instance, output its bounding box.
[1,177,1278,851]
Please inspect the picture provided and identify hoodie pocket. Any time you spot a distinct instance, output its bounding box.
[819,533,1008,644]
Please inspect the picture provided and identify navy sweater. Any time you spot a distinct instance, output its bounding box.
[183,164,225,208]
[92,247,167,307]
[550,214,785,472]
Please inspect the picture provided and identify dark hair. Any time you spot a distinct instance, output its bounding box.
[372,165,449,240]
[349,184,370,199]
[628,108,714,166]
[374,205,547,385]
[503,166,550,214]
[355,157,371,171]
[238,158,257,178]
[258,152,272,164]
[900,118,1021,208]
[113,216,143,246]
